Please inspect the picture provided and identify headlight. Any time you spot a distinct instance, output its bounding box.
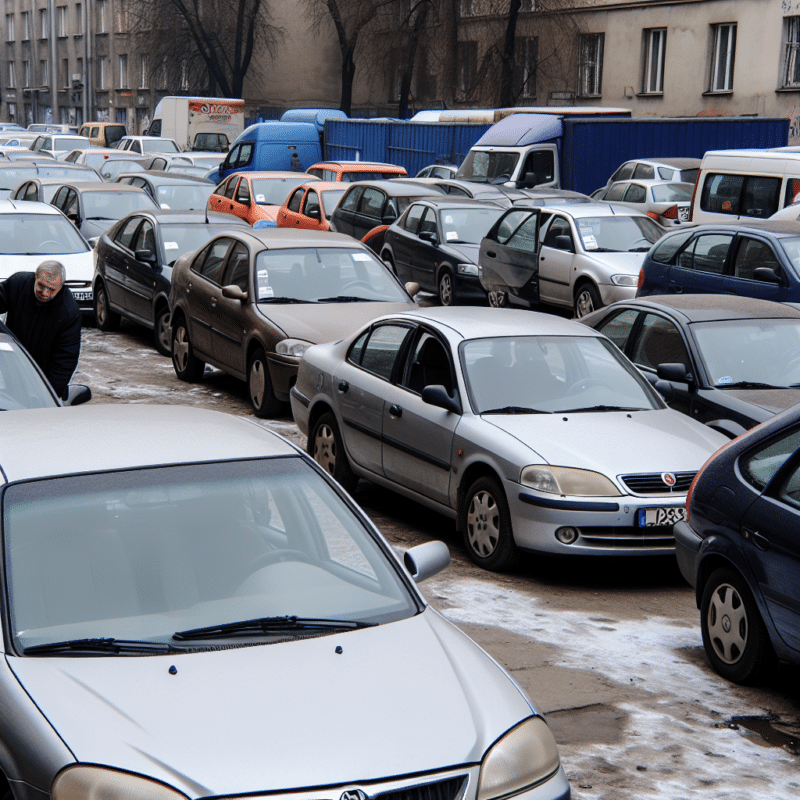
[610,273,638,287]
[520,465,621,496]
[477,717,561,800]
[275,338,312,357]
[456,262,479,276]
[52,765,189,800]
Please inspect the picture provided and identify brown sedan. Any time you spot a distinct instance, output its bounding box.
[168,228,417,416]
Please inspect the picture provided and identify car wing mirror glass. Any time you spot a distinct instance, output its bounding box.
[656,362,690,383]
[135,249,157,264]
[419,230,438,244]
[421,384,461,415]
[404,281,420,297]
[65,384,92,406]
[222,284,248,302]
[753,266,782,284]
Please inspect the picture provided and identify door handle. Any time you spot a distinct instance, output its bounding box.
[486,250,496,258]
[338,380,349,393]
[389,404,402,417]
[742,527,770,551]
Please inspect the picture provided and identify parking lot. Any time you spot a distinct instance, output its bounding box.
[75,320,800,799]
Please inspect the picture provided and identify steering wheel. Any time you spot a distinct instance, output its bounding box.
[566,378,611,395]
[38,240,61,250]
[339,280,371,293]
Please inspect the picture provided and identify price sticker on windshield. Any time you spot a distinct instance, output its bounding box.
[256,194,266,203]
[257,269,273,299]
[446,231,458,241]
[165,242,179,250]
[582,234,598,250]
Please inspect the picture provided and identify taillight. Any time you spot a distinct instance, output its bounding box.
[637,267,645,290]
[688,168,701,222]
[647,211,659,220]
[663,205,678,219]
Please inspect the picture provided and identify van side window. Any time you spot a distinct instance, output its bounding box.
[677,233,733,274]
[700,173,781,218]
[236,143,253,168]
[521,150,554,184]
[742,177,780,218]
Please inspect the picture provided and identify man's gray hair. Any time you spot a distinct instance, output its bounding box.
[36,260,66,283]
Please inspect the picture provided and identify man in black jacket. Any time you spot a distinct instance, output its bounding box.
[0,261,81,399]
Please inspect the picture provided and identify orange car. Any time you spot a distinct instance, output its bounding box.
[276,181,347,231]
[306,161,408,182]
[207,171,319,225]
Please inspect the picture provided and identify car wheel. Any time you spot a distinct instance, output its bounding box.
[487,290,509,308]
[248,347,283,418]
[308,412,358,494]
[171,316,205,382]
[153,306,171,357]
[573,282,601,318]
[94,281,120,331]
[460,475,518,571]
[700,567,776,685]
[438,268,455,306]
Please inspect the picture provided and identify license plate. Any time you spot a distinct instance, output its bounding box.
[637,506,686,527]
[72,291,93,301]
[678,207,690,222]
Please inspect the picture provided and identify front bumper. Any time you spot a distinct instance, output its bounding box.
[596,282,636,307]
[66,283,94,314]
[266,352,301,402]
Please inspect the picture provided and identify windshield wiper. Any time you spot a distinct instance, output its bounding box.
[24,637,175,655]
[316,295,371,303]
[481,405,552,415]
[257,297,315,304]
[564,405,644,413]
[173,615,373,641]
[717,381,783,390]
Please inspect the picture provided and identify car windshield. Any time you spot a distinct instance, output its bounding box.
[168,165,212,179]
[321,189,346,216]
[159,223,224,264]
[461,335,660,414]
[572,216,662,252]
[100,160,146,180]
[251,177,311,205]
[154,184,214,210]
[650,184,694,203]
[777,235,800,268]
[4,458,417,653]
[455,150,521,184]
[141,139,180,153]
[0,168,36,190]
[38,166,99,181]
[53,138,89,151]
[83,191,157,219]
[0,213,89,254]
[692,318,800,387]
[436,206,505,243]
[0,334,58,410]
[254,247,409,303]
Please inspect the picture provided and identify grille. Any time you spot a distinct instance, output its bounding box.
[620,471,695,495]
[578,526,676,548]
[374,777,466,800]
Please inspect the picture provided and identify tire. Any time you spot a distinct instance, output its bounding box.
[247,347,283,418]
[487,289,509,308]
[94,281,120,331]
[438,268,455,306]
[459,475,518,571]
[573,282,602,318]
[171,315,205,382]
[153,306,171,357]
[308,412,358,493]
[700,567,776,685]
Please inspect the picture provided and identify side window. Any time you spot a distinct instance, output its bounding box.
[347,330,369,366]
[741,176,781,219]
[114,216,142,250]
[731,237,782,281]
[677,233,733,274]
[132,221,156,257]
[52,186,68,208]
[340,188,361,211]
[222,243,250,290]
[595,308,641,353]
[542,215,572,248]
[624,184,646,203]
[236,143,253,168]
[223,144,240,171]
[287,189,304,212]
[23,183,38,201]
[307,168,323,179]
[151,158,167,171]
[418,207,437,236]
[359,324,412,380]
[650,230,694,264]
[64,190,78,217]
[223,178,237,200]
[605,183,628,201]
[700,173,743,215]
[447,185,470,197]
[403,204,425,233]
[777,460,800,509]
[402,332,455,396]
[612,162,635,182]
[358,188,386,220]
[632,163,655,179]
[521,150,554,184]
[657,166,676,180]
[785,177,800,207]
[323,169,336,182]
[193,238,232,284]
[741,427,800,490]
[631,314,691,372]
[504,211,539,252]
[236,179,251,205]
[305,191,321,217]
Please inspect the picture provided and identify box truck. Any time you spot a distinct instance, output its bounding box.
[148,97,245,152]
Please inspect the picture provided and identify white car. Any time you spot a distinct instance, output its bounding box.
[116,135,182,156]
[0,199,95,313]
[591,179,695,227]
[29,134,92,159]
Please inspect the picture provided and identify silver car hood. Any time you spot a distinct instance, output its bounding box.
[483,408,726,475]
[583,251,645,274]
[0,251,94,283]
[9,610,529,796]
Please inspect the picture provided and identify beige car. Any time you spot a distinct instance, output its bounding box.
[168,228,417,416]
[78,122,127,148]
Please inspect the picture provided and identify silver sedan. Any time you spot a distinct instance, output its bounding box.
[291,307,727,571]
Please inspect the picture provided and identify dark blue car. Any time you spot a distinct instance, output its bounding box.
[636,220,800,302]
[674,403,800,684]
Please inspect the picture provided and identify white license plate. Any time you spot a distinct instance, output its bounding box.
[678,207,690,222]
[72,291,93,301]
[638,506,686,527]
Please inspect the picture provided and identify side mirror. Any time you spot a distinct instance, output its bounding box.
[135,249,157,265]
[554,234,574,252]
[421,384,462,415]
[754,266,782,284]
[87,237,99,249]
[65,384,92,406]
[222,284,248,302]
[405,281,420,298]
[403,540,450,583]
[657,362,690,384]
[419,230,438,244]
[306,206,321,220]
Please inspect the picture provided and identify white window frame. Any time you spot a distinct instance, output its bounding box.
[783,16,800,89]
[578,33,604,97]
[139,56,147,89]
[643,28,666,94]
[7,61,15,88]
[21,11,30,40]
[57,6,67,37]
[39,8,48,38]
[6,14,14,42]
[98,56,107,89]
[118,54,128,88]
[710,22,736,92]
[97,0,107,34]
[39,59,48,87]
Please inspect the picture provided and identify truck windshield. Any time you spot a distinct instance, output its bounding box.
[456,150,520,184]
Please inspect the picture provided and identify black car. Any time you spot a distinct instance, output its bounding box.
[674,402,800,684]
[380,197,505,305]
[93,209,247,355]
[115,170,215,211]
[580,294,800,439]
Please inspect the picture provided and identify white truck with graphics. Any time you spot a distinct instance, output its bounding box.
[148,96,245,152]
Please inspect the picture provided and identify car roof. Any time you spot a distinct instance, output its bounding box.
[118,170,212,185]
[628,157,701,168]
[0,405,298,483]
[0,198,67,215]
[227,171,322,181]
[609,178,694,188]
[674,220,800,237]
[344,181,443,197]
[407,196,504,210]
[120,209,241,225]
[51,181,150,193]
[310,161,406,170]
[216,227,375,249]
[546,202,649,219]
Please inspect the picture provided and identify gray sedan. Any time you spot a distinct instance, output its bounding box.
[291,307,727,571]
[0,404,570,800]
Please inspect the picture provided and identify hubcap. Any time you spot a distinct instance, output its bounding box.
[707,583,748,664]
[173,327,189,371]
[439,273,453,305]
[575,290,595,318]
[96,290,106,324]
[313,424,336,474]
[250,359,266,408]
[467,490,499,557]
[157,313,170,352]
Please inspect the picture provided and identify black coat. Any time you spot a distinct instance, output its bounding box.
[0,272,81,398]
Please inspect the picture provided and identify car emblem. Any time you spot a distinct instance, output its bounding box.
[661,472,677,489]
[341,791,368,800]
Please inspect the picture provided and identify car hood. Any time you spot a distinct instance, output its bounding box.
[483,408,726,477]
[581,250,646,274]
[0,251,94,282]
[257,301,414,343]
[9,610,529,796]
[82,218,118,239]
[441,241,479,263]
[715,387,800,416]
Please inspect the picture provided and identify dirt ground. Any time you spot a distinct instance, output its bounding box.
[75,321,800,800]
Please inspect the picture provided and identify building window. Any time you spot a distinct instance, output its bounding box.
[514,37,537,100]
[39,59,48,86]
[118,54,128,88]
[139,56,147,89]
[57,6,67,37]
[457,40,478,100]
[22,60,30,87]
[21,11,30,40]
[75,4,82,32]
[642,28,666,93]
[6,14,14,42]
[98,56,107,89]
[458,0,474,17]
[783,16,800,89]
[578,33,604,97]
[39,8,48,38]
[709,22,736,92]
[76,57,83,85]
[7,61,15,88]
[97,0,107,34]
[60,58,69,87]
[116,1,128,33]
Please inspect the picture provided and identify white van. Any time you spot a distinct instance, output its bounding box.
[691,149,800,223]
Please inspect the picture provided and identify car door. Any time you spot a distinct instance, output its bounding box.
[332,322,415,478]
[411,207,440,291]
[536,212,574,305]
[353,187,388,239]
[669,232,735,295]
[381,330,460,506]
[479,207,541,302]
[101,215,142,312]
[301,188,326,230]
[391,204,424,282]
[126,218,159,323]
[208,176,233,215]
[331,186,361,236]
[723,234,788,302]
[211,241,250,373]
[278,187,305,228]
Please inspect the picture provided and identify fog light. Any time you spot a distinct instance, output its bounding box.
[555,527,579,544]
